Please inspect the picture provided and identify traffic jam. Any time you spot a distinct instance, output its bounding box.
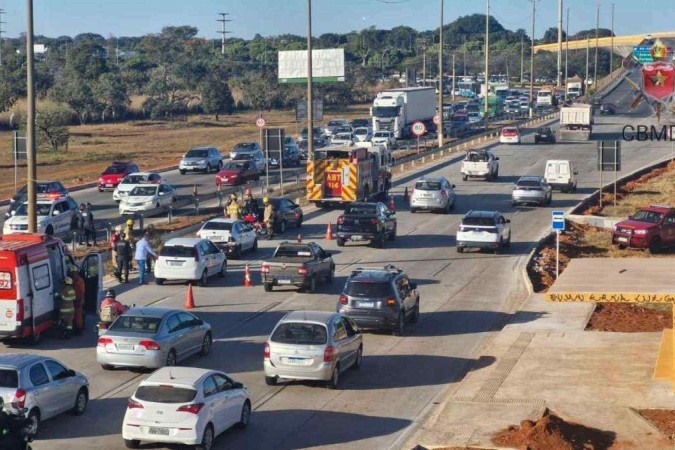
[0,96,585,450]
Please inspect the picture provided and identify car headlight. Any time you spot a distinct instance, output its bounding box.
[144,198,155,204]
[634,229,649,235]
[200,160,208,164]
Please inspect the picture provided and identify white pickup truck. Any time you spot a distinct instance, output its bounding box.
[460,150,499,181]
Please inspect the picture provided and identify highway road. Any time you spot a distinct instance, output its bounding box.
[3,76,667,450]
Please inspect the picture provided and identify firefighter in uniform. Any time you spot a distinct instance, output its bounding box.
[263,197,275,239]
[110,225,122,273]
[115,237,132,283]
[59,277,76,339]
[226,194,242,220]
[124,219,135,270]
[68,265,85,335]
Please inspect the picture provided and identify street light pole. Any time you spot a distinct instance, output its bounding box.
[594,2,599,90]
[564,7,569,101]
[484,0,490,128]
[586,34,590,95]
[557,0,563,87]
[529,0,536,118]
[26,0,37,232]
[306,0,314,161]
[438,0,444,147]
[610,2,615,78]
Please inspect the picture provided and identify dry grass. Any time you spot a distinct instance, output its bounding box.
[0,104,370,199]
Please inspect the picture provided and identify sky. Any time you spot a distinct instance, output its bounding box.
[0,0,672,40]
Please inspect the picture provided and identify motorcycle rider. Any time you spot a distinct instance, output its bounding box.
[0,397,33,450]
[99,289,128,326]
[243,190,258,219]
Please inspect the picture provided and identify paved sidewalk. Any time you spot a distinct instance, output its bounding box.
[405,294,675,449]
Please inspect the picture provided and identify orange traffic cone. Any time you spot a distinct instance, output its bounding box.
[243,264,254,287]
[388,194,396,211]
[184,284,196,309]
[325,223,334,240]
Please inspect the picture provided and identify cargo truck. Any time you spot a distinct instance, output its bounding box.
[371,87,436,139]
[307,145,392,207]
[559,103,593,141]
[536,85,557,107]
[566,76,583,99]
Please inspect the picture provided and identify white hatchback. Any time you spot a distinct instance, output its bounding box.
[122,367,250,450]
[119,184,177,216]
[154,238,227,286]
[196,218,258,258]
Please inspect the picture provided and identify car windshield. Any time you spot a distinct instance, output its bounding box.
[466,152,488,162]
[0,369,18,388]
[373,132,389,138]
[109,316,162,334]
[274,245,313,258]
[345,281,394,298]
[103,165,127,175]
[233,143,256,151]
[271,322,328,345]
[345,204,377,215]
[631,211,665,223]
[327,120,344,127]
[160,245,197,258]
[463,217,496,226]
[334,133,351,140]
[224,162,246,170]
[415,181,442,191]
[129,186,158,196]
[123,175,150,184]
[233,153,253,161]
[538,128,551,133]
[372,106,399,118]
[202,222,234,231]
[135,385,197,404]
[352,120,369,127]
[15,203,51,216]
[354,129,368,135]
[186,149,209,158]
[517,180,541,187]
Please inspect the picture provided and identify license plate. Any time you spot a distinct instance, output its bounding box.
[106,184,113,187]
[168,261,183,266]
[149,427,169,436]
[351,235,363,241]
[278,279,292,285]
[116,344,134,351]
[618,237,628,243]
[358,301,375,308]
[285,357,307,365]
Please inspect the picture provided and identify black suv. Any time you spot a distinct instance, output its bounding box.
[336,202,397,248]
[336,265,419,335]
[599,103,616,115]
[534,126,555,144]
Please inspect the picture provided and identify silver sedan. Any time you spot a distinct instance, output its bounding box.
[511,176,552,206]
[96,307,212,370]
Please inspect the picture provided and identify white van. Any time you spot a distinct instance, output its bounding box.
[544,160,578,193]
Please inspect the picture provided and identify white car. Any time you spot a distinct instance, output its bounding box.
[196,218,258,258]
[499,127,521,144]
[119,184,177,216]
[352,127,373,143]
[112,172,164,202]
[122,367,250,450]
[456,210,511,254]
[325,119,350,136]
[467,112,482,124]
[3,196,78,236]
[330,132,354,146]
[154,238,226,286]
[371,131,396,149]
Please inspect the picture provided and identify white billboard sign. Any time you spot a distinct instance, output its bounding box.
[278,48,345,84]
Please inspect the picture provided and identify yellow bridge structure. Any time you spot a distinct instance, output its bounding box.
[534,32,675,57]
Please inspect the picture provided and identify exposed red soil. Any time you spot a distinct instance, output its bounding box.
[492,409,617,450]
[586,304,672,332]
[638,409,675,441]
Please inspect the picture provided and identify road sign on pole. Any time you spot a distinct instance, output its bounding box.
[552,210,565,279]
[433,115,441,125]
[256,117,266,128]
[411,121,426,137]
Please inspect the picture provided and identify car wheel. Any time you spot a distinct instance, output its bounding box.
[237,401,251,428]
[388,225,396,241]
[393,313,405,336]
[462,175,468,181]
[337,238,345,247]
[279,220,287,234]
[265,375,277,386]
[264,283,273,292]
[218,161,223,171]
[410,207,416,213]
[166,349,177,367]
[233,244,242,259]
[649,238,661,254]
[326,364,340,389]
[305,276,316,294]
[353,346,363,370]
[252,238,258,252]
[101,364,114,371]
[155,278,165,285]
[326,267,334,283]
[200,333,212,357]
[26,409,40,437]
[411,302,420,323]
[198,424,214,450]
[457,246,464,253]
[205,163,211,174]
[45,225,54,236]
[180,170,186,175]
[199,270,208,287]
[71,388,88,416]
[124,439,141,449]
[374,233,385,248]
[218,262,226,278]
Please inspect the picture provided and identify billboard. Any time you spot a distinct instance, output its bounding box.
[278,49,345,84]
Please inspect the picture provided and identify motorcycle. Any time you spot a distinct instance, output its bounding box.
[243,213,268,238]
[94,303,134,336]
[0,408,35,450]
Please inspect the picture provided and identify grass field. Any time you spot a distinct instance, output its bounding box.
[0,103,370,199]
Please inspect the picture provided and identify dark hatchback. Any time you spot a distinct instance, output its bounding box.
[534,126,556,144]
[251,197,303,233]
[336,265,419,335]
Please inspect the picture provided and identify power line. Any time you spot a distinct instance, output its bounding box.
[0,9,5,67]
[217,12,232,55]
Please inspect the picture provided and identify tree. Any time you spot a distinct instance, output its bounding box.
[35,105,72,152]
[541,28,566,44]
[199,74,234,121]
[51,68,99,124]
[94,72,130,120]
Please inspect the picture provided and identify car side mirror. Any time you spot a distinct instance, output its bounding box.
[52,210,60,216]
[452,184,456,189]
[67,369,76,377]
[495,157,500,160]
[325,252,332,257]
[159,192,165,196]
[233,382,244,389]
[506,219,511,223]
[573,170,579,175]
[194,319,204,326]
[410,282,417,290]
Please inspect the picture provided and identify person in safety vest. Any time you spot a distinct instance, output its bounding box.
[263,197,275,239]
[59,277,76,339]
[68,265,86,335]
[226,194,242,220]
[99,289,127,325]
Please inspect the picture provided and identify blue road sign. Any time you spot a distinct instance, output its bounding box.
[552,210,565,231]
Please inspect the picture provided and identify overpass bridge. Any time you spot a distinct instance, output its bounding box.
[534,32,675,57]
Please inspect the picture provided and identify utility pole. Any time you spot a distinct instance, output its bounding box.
[217,13,231,55]
[463,35,467,77]
[564,7,569,101]
[594,2,599,90]
[438,0,444,147]
[0,9,5,67]
[610,2,615,78]
[452,53,456,103]
[423,50,426,86]
[585,34,590,94]
[26,0,37,233]
[529,0,536,118]
[306,0,314,160]
[520,35,524,84]
[557,0,563,87]
[484,0,490,128]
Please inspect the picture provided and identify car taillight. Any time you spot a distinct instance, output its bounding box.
[261,264,270,274]
[370,218,379,225]
[264,342,270,359]
[98,337,113,347]
[127,399,144,410]
[177,403,204,414]
[298,267,308,276]
[15,299,23,322]
[12,389,26,409]
[339,295,348,304]
[323,346,335,363]
[139,340,160,350]
[337,216,344,225]
[386,298,397,306]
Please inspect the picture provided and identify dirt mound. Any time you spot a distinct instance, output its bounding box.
[492,409,616,450]
[638,409,675,441]
[586,303,672,332]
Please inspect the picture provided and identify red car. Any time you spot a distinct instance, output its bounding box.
[98,161,140,192]
[215,160,260,186]
[612,205,675,252]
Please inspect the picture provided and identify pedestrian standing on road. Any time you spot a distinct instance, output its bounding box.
[71,205,83,244]
[68,265,85,335]
[243,190,257,219]
[110,225,122,272]
[145,229,155,273]
[263,197,275,239]
[134,232,157,285]
[76,204,87,245]
[59,276,76,339]
[81,203,96,246]
[226,194,242,220]
[115,238,132,283]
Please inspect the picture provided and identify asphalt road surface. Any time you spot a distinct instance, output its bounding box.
[3,76,666,450]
